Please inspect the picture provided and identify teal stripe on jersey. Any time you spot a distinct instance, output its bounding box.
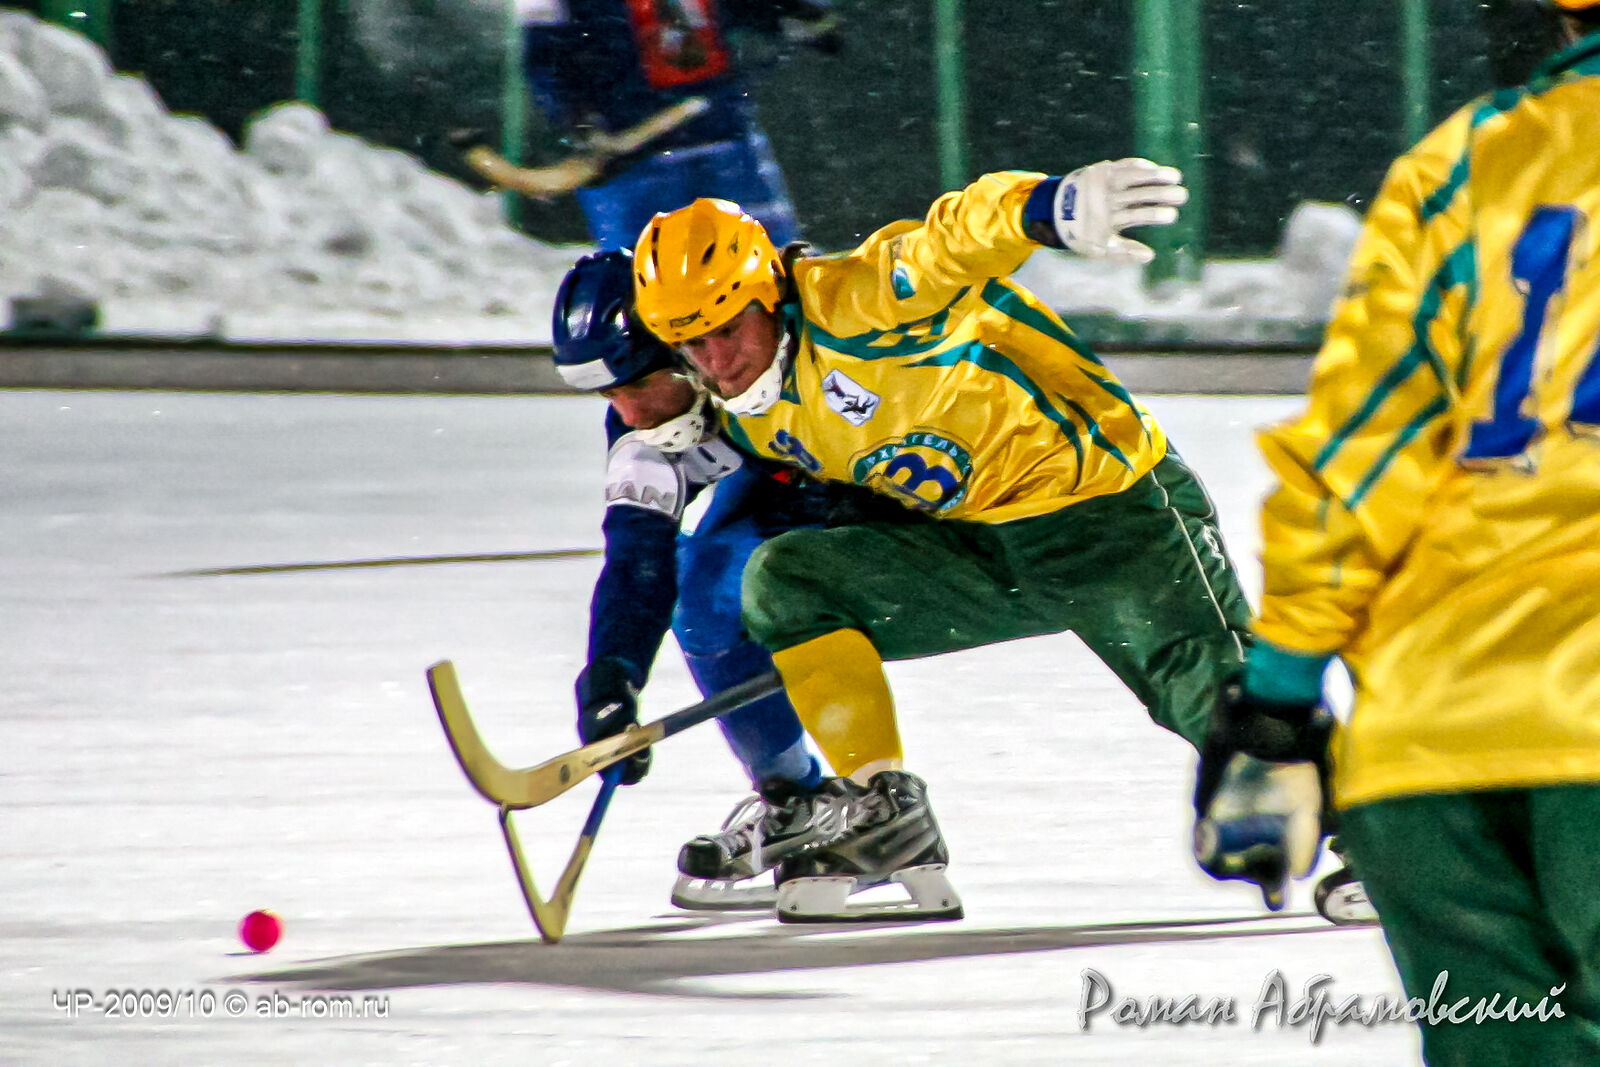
[1421,153,1471,224]
[1411,239,1473,388]
[1425,43,1600,224]
[1345,395,1451,510]
[1421,93,1512,224]
[1471,88,1520,130]
[1057,394,1134,472]
[1312,358,1432,474]
[1454,239,1483,391]
[1080,370,1151,441]
[978,279,1149,439]
[1571,44,1600,80]
[1526,31,1600,90]
[806,289,970,360]
[979,279,1102,365]
[721,411,760,457]
[903,341,1091,470]
[1311,242,1470,472]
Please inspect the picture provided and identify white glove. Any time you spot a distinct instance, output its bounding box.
[1052,157,1189,265]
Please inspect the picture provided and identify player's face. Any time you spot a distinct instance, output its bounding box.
[601,368,698,429]
[678,303,781,400]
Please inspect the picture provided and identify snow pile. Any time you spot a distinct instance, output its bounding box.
[0,11,1361,346]
[0,11,575,342]
[1016,201,1363,344]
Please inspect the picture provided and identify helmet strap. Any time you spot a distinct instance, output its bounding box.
[631,392,712,453]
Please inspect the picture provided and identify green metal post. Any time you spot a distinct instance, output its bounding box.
[933,0,968,191]
[39,0,113,51]
[1131,0,1205,284]
[500,0,528,225]
[296,0,323,105]
[1400,0,1431,147]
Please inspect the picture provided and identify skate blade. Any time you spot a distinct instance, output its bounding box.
[776,864,964,925]
[1315,877,1379,927]
[673,871,895,912]
[669,875,777,911]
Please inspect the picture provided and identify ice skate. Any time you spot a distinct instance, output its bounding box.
[1313,837,1378,926]
[671,778,859,910]
[774,770,963,924]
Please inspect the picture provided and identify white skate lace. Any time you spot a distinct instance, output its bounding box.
[809,787,890,844]
[705,794,771,869]
[701,785,886,871]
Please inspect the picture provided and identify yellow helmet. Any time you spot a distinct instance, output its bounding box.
[1548,0,1600,9]
[633,198,785,345]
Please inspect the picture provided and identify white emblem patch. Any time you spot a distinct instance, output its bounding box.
[604,436,688,519]
[679,436,743,484]
[821,370,880,426]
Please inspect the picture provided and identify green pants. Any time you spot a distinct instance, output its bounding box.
[742,453,1250,745]
[1341,786,1600,1067]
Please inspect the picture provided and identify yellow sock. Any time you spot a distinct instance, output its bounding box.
[771,629,903,783]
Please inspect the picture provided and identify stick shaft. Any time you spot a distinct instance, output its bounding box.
[463,96,710,197]
[428,662,782,810]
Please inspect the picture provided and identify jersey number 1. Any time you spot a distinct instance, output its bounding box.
[1463,205,1600,464]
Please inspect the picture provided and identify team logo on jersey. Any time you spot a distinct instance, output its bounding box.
[851,431,972,512]
[821,370,880,426]
[889,238,917,299]
[891,263,916,300]
[770,429,821,472]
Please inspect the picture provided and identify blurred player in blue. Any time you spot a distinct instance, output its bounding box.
[504,0,840,249]
[553,248,891,908]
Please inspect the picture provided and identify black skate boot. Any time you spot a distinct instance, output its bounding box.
[1314,836,1378,926]
[774,770,963,923]
[671,777,857,910]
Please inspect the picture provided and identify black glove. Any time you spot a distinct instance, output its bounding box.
[1194,678,1333,818]
[576,657,651,786]
[1192,677,1334,910]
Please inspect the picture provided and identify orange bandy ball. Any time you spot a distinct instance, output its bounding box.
[239,909,283,952]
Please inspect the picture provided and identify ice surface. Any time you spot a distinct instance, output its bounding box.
[0,12,1360,345]
[1,389,1422,1064]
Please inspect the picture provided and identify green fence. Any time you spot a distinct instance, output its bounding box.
[17,0,1507,261]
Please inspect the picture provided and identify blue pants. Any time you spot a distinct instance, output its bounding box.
[576,131,799,251]
[672,473,818,788]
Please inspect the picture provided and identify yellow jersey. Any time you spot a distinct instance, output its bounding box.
[1255,33,1600,807]
[718,171,1167,525]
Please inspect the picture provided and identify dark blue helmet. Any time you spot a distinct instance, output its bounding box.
[552,250,678,391]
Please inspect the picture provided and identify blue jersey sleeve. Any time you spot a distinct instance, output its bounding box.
[587,501,679,686]
[587,407,705,685]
